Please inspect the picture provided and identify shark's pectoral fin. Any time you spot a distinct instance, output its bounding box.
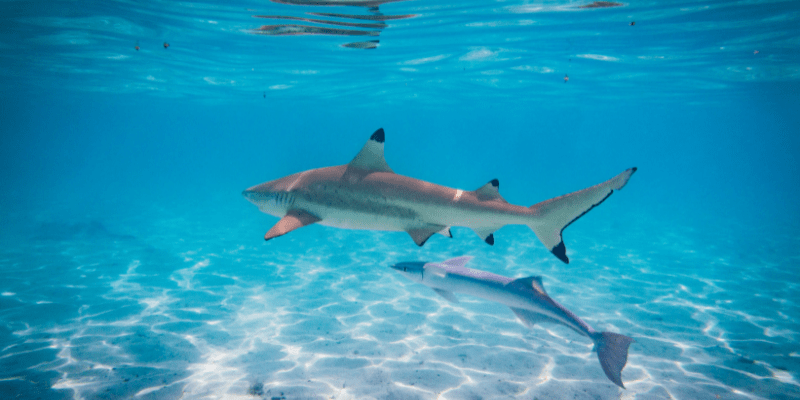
[264,209,322,241]
[407,225,449,246]
[433,288,459,303]
[471,226,502,246]
[343,128,394,182]
[509,307,562,328]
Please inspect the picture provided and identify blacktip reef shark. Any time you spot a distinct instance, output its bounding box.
[242,128,636,263]
[391,256,634,388]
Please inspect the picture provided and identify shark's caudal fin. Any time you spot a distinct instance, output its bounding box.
[528,168,637,264]
[593,331,635,389]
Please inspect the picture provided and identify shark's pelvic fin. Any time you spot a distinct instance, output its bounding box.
[528,167,637,264]
[264,209,321,241]
[593,332,635,389]
[474,179,507,202]
[407,224,449,246]
[508,276,548,296]
[343,128,393,182]
[433,288,459,303]
[509,307,563,328]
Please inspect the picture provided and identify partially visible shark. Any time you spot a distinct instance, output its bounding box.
[243,128,636,263]
[391,256,635,388]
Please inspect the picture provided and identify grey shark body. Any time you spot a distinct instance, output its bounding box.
[243,128,636,263]
[391,256,634,388]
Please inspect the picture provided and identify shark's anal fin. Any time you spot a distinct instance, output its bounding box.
[407,225,450,246]
[433,288,459,303]
[264,209,321,241]
[509,307,563,328]
[471,227,501,246]
[343,128,393,182]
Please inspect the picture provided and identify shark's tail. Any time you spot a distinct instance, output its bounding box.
[592,331,634,389]
[527,168,636,263]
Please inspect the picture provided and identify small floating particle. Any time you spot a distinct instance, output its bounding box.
[135,45,139,51]
[754,50,759,54]
[630,21,635,26]
[342,40,379,49]
[163,42,170,49]
[578,1,623,9]
[564,74,569,83]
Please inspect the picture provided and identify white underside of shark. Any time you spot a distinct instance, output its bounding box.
[391,256,635,388]
[243,128,636,263]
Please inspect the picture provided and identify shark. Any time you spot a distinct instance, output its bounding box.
[390,256,635,388]
[242,128,636,263]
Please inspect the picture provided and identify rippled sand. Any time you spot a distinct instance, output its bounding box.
[1,204,798,400]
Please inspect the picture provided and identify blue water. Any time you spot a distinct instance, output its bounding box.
[1,0,799,399]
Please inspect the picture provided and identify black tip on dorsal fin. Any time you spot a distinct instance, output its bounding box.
[490,179,499,188]
[485,234,494,245]
[370,128,385,143]
[551,241,569,264]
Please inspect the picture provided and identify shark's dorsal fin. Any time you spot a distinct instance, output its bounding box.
[509,276,548,296]
[433,288,459,303]
[440,256,473,268]
[264,209,321,241]
[343,128,393,182]
[474,179,507,203]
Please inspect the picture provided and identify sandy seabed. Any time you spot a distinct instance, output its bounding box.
[1,205,798,400]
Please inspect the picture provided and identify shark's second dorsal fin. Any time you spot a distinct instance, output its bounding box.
[474,179,507,202]
[344,128,393,181]
[509,276,548,296]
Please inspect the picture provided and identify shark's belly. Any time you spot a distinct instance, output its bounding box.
[294,183,526,231]
[295,194,415,231]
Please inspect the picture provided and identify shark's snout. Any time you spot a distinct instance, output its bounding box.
[242,188,258,204]
[242,181,275,204]
[391,261,427,274]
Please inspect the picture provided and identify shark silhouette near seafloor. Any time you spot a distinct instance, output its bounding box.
[243,128,636,263]
[391,256,635,388]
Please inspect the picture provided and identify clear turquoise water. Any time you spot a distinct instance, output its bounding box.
[1,0,799,399]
